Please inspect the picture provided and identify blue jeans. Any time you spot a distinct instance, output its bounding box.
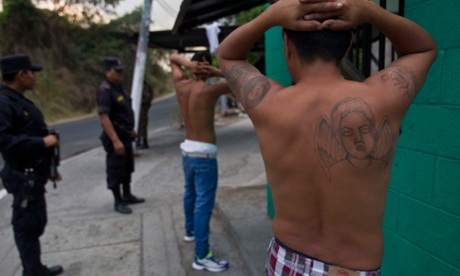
[182,155,218,259]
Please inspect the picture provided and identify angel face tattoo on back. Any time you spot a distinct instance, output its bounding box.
[315,97,396,180]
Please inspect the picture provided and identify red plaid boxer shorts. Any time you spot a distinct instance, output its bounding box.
[265,238,381,276]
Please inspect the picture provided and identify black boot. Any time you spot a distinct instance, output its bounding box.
[47,265,64,276]
[135,138,142,149]
[142,138,149,149]
[114,201,132,214]
[112,186,132,213]
[122,183,145,204]
[137,138,149,149]
[122,194,145,205]
[23,265,63,276]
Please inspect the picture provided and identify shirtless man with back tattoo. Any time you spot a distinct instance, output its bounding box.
[216,0,437,275]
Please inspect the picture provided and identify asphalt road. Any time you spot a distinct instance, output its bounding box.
[0,110,267,276]
[50,94,178,160]
[0,94,178,188]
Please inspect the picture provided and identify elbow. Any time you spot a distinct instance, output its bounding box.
[215,45,221,59]
[427,33,438,57]
[431,40,439,61]
[170,53,180,64]
[215,46,224,65]
[215,46,231,74]
[425,37,439,65]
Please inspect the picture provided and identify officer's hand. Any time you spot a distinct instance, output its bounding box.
[113,140,125,155]
[131,130,138,138]
[43,134,59,148]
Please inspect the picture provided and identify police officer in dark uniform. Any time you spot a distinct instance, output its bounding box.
[0,54,63,276]
[97,56,145,214]
[136,81,153,150]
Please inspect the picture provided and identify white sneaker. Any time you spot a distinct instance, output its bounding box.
[192,251,228,272]
[184,231,195,242]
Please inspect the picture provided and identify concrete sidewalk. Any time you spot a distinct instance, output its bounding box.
[0,115,273,276]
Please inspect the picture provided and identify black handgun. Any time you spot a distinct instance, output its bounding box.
[48,128,60,189]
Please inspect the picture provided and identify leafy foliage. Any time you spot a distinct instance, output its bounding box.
[0,4,172,123]
[32,0,122,24]
[220,5,265,67]
[109,6,143,33]
[108,8,173,102]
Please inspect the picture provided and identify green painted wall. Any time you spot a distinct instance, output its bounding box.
[265,25,289,219]
[264,1,460,274]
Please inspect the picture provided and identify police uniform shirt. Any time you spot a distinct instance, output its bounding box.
[0,84,48,191]
[96,79,134,131]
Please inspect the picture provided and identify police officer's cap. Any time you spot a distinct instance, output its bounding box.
[0,54,43,74]
[103,57,125,71]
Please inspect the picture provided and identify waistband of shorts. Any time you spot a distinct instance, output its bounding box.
[273,237,381,274]
[275,237,319,260]
[181,151,217,159]
[180,139,217,153]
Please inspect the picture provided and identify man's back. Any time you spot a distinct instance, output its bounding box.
[216,1,437,272]
[175,79,221,144]
[253,74,406,269]
[170,53,230,144]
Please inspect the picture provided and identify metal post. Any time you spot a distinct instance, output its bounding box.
[131,0,153,134]
[378,0,387,70]
[362,24,372,77]
[399,0,405,16]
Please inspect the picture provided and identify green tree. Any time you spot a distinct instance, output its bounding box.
[109,8,173,97]
[33,0,122,24]
[3,0,32,5]
[108,6,142,33]
[0,0,51,51]
[221,5,265,66]
[0,1,172,122]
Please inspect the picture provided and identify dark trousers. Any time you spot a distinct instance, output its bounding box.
[12,192,47,273]
[138,105,150,143]
[102,134,134,189]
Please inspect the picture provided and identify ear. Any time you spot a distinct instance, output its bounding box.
[16,70,26,81]
[283,32,292,61]
[346,33,353,54]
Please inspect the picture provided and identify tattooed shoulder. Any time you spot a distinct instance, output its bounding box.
[225,65,271,110]
[380,66,418,98]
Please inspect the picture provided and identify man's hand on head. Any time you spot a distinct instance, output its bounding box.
[267,0,343,31]
[304,0,374,31]
[189,61,212,80]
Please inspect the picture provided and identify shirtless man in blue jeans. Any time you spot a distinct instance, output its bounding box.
[216,0,437,275]
[170,52,231,272]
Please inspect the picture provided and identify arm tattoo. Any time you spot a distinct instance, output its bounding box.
[381,66,418,98]
[225,65,271,109]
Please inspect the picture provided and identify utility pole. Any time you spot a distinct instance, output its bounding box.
[131,0,153,134]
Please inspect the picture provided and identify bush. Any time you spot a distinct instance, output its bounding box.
[0,3,173,123]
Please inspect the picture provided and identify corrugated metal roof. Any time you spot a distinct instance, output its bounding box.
[172,0,268,34]
[136,0,268,51]
[118,25,263,52]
